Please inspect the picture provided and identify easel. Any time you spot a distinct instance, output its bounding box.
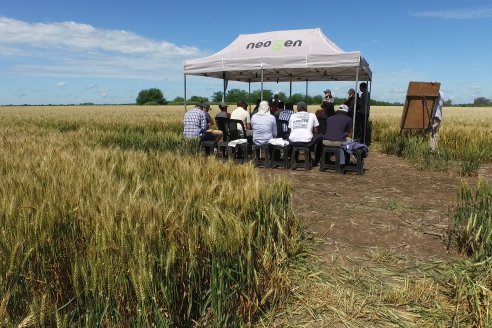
[400,82,440,133]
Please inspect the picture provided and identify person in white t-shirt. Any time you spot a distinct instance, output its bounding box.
[288,102,323,165]
[230,100,252,137]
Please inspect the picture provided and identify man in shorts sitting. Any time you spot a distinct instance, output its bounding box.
[183,103,215,141]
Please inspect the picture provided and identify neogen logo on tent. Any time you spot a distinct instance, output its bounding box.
[246,39,303,51]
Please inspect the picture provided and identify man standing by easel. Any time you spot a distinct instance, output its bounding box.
[430,91,444,151]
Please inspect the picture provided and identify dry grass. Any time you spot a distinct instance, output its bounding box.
[369,106,492,175]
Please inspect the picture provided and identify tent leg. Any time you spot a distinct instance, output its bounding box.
[363,79,371,145]
[260,69,264,101]
[352,68,360,140]
[305,80,309,104]
[222,72,227,103]
[248,80,251,113]
[289,74,293,101]
[184,74,187,113]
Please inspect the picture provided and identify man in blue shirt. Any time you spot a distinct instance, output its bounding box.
[183,103,215,141]
[322,104,353,147]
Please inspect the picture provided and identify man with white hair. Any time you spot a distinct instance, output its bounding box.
[430,91,444,151]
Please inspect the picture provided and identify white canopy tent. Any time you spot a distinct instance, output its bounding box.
[183,28,372,139]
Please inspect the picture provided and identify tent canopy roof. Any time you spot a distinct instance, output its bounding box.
[183,28,372,82]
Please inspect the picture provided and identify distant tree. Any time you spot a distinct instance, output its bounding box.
[188,95,208,104]
[473,97,492,106]
[226,89,249,103]
[444,99,453,106]
[250,89,273,103]
[290,93,305,104]
[311,95,323,105]
[136,88,167,105]
[172,96,184,103]
[212,91,223,102]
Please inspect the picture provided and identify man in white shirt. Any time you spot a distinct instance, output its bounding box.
[230,100,252,137]
[430,91,444,151]
[288,102,323,165]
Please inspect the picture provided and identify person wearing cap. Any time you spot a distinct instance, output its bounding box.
[215,102,230,119]
[201,102,214,128]
[322,104,353,147]
[288,101,323,165]
[323,89,335,103]
[201,102,223,142]
[183,103,215,141]
[230,100,252,137]
[251,101,277,145]
[344,88,356,118]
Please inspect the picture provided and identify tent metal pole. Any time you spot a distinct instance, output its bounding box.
[248,79,251,113]
[352,68,360,140]
[289,74,293,100]
[222,72,226,103]
[363,79,371,144]
[305,80,308,104]
[260,69,264,101]
[184,74,187,112]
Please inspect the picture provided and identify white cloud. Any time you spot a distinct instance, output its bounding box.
[101,92,108,97]
[56,81,66,87]
[471,85,482,96]
[0,17,205,80]
[409,7,492,19]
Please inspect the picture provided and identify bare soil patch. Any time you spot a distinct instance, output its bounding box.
[261,151,489,261]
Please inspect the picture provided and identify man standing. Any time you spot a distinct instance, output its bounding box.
[183,103,215,141]
[344,88,356,119]
[430,91,444,151]
[356,82,371,144]
[288,102,322,165]
[323,89,335,104]
[230,100,252,137]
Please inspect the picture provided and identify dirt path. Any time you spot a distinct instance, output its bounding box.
[262,151,490,260]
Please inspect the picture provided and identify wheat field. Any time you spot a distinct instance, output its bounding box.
[0,105,301,326]
[0,104,491,326]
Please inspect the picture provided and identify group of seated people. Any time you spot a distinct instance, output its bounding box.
[183,99,357,167]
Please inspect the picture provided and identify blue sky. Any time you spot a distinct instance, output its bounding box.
[1,0,491,105]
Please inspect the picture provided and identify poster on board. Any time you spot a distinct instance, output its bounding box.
[400,82,440,132]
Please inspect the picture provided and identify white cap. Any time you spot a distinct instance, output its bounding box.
[338,104,349,112]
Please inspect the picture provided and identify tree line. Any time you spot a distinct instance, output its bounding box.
[136,87,491,107]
